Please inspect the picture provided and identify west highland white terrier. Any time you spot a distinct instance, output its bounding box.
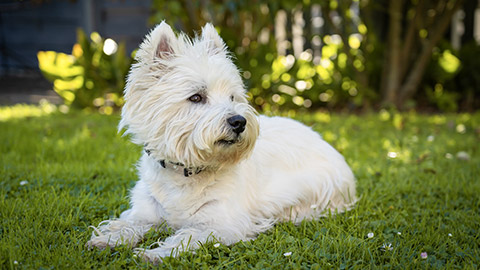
[87,22,356,263]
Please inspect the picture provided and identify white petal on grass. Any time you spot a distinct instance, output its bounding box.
[456,124,466,134]
[387,152,397,158]
[448,233,453,237]
[213,243,220,248]
[427,135,435,142]
[421,252,428,259]
[367,232,374,238]
[397,232,402,235]
[456,151,470,161]
[445,153,453,159]
[20,180,28,186]
[381,243,393,251]
[283,252,292,257]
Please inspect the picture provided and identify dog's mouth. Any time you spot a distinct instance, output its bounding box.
[216,138,239,146]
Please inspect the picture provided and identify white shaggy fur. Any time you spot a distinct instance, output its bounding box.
[87,22,356,263]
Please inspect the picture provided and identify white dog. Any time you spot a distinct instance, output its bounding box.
[88,22,356,263]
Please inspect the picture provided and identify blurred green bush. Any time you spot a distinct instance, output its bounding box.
[149,0,474,113]
[37,0,479,113]
[150,0,367,115]
[38,29,132,114]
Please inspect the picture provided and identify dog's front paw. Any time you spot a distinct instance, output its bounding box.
[86,222,129,250]
[87,220,156,250]
[85,231,123,249]
[86,235,118,250]
[134,248,168,265]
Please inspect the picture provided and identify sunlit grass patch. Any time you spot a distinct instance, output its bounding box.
[0,100,59,121]
[1,109,479,268]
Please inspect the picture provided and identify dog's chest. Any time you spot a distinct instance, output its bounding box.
[148,179,217,228]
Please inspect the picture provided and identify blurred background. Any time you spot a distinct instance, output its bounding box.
[1,0,479,113]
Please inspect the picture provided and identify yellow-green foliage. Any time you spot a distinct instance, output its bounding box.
[38,30,132,114]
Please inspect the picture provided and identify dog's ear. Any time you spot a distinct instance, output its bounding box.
[202,23,225,54]
[149,21,178,60]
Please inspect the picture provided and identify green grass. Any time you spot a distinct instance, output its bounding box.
[1,105,479,269]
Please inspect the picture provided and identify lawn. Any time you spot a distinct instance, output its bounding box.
[1,104,479,269]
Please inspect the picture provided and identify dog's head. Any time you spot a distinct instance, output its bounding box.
[120,22,259,169]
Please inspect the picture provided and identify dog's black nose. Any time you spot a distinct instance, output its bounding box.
[227,115,247,134]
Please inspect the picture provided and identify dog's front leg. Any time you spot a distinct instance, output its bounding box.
[87,180,167,249]
[87,196,164,250]
[135,227,222,264]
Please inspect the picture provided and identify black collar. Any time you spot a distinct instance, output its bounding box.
[144,148,204,177]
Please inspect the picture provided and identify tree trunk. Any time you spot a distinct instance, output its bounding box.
[397,0,463,108]
[396,41,434,108]
[399,0,423,82]
[381,0,404,106]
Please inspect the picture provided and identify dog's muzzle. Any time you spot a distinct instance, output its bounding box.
[215,115,246,146]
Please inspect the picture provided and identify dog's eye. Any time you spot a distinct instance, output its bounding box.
[230,95,234,102]
[188,94,203,103]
